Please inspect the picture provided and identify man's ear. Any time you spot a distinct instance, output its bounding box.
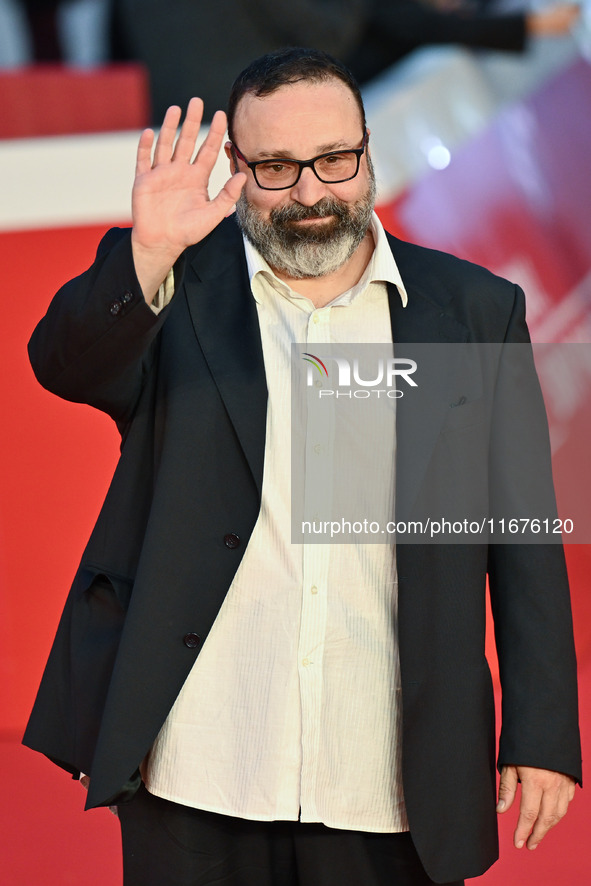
[225,140,239,174]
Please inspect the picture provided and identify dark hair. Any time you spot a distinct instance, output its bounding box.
[227,47,366,142]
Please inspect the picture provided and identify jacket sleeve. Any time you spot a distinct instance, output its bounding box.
[347,2,526,84]
[28,228,178,428]
[487,285,582,784]
[375,1,527,54]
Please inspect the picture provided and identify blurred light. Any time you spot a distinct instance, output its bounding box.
[427,144,451,170]
[419,136,451,170]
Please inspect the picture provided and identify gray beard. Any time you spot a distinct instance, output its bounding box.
[235,165,377,279]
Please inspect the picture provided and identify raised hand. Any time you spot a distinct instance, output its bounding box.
[130,98,246,302]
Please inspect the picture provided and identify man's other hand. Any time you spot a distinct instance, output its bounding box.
[497,765,576,850]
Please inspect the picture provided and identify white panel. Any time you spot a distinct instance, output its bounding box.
[0,128,234,232]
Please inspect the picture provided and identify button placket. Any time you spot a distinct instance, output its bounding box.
[298,305,333,821]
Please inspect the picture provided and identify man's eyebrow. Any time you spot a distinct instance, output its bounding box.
[251,141,353,161]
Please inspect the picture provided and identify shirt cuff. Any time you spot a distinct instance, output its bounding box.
[150,268,175,315]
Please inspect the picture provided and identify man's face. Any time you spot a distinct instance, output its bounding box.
[226,80,376,279]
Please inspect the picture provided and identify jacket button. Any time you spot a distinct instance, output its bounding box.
[121,290,134,304]
[183,632,201,649]
[224,533,240,549]
[109,299,122,316]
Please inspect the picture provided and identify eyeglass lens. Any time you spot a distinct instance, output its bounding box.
[255,152,359,188]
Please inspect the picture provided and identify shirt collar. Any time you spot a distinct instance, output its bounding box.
[242,212,408,308]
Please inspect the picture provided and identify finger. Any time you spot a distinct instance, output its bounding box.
[192,109,229,180]
[526,778,575,849]
[153,105,182,166]
[514,781,543,849]
[212,171,247,214]
[172,97,204,163]
[136,128,155,177]
[497,765,518,813]
[526,788,564,849]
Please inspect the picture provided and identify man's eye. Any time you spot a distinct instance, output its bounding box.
[259,161,293,175]
[317,154,349,173]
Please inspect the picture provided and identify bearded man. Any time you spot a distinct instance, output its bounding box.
[25,48,580,886]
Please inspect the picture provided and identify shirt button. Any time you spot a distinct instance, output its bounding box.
[183,632,201,649]
[302,658,310,667]
[312,313,320,324]
[224,533,241,549]
[121,290,134,304]
[310,585,318,595]
[313,444,322,455]
[109,299,122,316]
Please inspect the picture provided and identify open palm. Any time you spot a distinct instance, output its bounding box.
[131,98,246,300]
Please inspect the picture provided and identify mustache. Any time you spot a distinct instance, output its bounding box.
[269,197,350,225]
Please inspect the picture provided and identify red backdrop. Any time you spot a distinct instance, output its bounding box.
[1,56,590,886]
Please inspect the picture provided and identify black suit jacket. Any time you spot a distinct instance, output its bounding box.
[24,218,581,882]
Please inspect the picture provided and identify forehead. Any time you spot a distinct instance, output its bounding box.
[232,79,363,156]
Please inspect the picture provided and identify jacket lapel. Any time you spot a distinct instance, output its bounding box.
[388,240,470,520]
[183,220,268,496]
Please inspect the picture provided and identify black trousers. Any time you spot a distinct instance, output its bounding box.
[118,784,464,886]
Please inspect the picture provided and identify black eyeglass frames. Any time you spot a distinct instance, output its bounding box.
[230,131,368,190]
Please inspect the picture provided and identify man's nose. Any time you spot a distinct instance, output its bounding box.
[289,166,329,206]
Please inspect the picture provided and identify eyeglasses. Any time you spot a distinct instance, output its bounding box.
[230,131,368,190]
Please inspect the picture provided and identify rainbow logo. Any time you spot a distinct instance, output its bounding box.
[302,352,329,377]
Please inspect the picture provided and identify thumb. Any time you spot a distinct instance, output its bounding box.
[497,765,519,813]
[215,172,247,216]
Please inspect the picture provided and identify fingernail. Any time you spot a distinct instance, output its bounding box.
[516,840,525,849]
[497,800,506,811]
[529,844,538,851]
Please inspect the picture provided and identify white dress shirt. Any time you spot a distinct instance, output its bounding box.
[142,214,410,833]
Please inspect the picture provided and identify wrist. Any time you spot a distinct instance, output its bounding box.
[130,232,182,304]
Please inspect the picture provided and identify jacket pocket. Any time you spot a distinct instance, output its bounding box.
[70,567,134,768]
[79,565,134,611]
[441,397,486,435]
